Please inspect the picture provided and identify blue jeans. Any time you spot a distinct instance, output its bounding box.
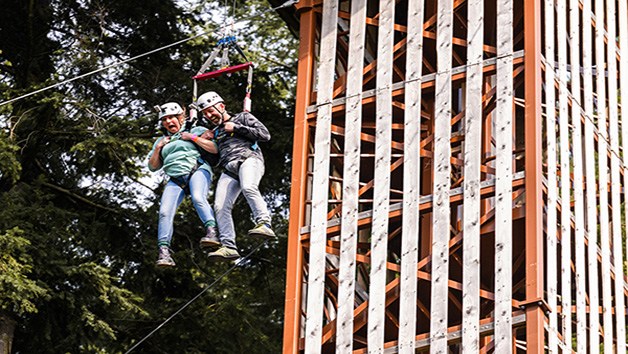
[215,157,269,250]
[158,169,215,245]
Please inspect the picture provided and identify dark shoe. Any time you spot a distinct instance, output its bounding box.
[248,221,277,240]
[207,247,240,262]
[155,247,175,268]
[200,227,220,249]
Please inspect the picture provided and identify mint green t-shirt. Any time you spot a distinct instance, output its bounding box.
[148,126,212,178]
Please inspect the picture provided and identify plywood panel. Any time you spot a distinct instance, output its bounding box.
[594,0,614,349]
[581,0,600,350]
[430,0,453,352]
[543,0,559,351]
[606,0,627,350]
[461,0,483,351]
[336,0,367,351]
[303,0,339,352]
[556,0,572,348]
[568,0,587,350]
[367,0,395,351]
[398,0,424,352]
[494,0,514,351]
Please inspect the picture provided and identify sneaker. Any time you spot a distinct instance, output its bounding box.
[207,247,240,262]
[155,247,175,268]
[247,221,277,240]
[200,227,221,249]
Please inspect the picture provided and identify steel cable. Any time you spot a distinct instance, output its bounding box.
[0,0,298,108]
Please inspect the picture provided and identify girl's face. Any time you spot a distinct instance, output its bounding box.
[161,114,184,134]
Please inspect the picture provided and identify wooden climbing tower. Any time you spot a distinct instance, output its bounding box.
[282,0,628,352]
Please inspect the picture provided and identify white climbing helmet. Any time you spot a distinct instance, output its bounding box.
[197,91,224,111]
[154,102,184,119]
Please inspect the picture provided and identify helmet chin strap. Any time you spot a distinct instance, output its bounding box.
[213,104,225,126]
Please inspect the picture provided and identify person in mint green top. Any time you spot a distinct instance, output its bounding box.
[148,102,220,268]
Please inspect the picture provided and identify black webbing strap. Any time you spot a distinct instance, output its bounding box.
[224,170,239,181]
[170,160,202,195]
[192,43,225,115]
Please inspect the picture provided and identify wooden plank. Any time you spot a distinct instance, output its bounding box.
[398,0,424,352]
[606,0,627,350]
[461,0,483,352]
[303,0,338,352]
[594,0,614,348]
[581,0,600,350]
[494,0,513,352]
[556,0,572,348]
[543,0,559,351]
[619,0,628,348]
[430,0,453,352]
[568,0,587,351]
[335,0,367,352]
[367,0,394,351]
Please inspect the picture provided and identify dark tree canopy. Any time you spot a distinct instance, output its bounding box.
[0,0,297,352]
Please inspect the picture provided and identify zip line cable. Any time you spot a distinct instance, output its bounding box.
[124,240,269,354]
[0,0,298,108]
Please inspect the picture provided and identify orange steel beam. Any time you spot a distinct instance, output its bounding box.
[524,0,545,351]
[283,3,316,353]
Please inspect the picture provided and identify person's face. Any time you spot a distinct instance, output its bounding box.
[201,103,224,125]
[161,114,184,134]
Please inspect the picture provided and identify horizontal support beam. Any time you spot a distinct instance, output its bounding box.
[306,50,525,114]
[300,171,525,235]
[350,313,527,353]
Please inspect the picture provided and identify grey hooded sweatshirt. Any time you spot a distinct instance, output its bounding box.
[213,112,271,166]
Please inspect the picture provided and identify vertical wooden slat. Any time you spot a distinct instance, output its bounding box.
[568,0,587,350]
[494,0,513,352]
[398,0,424,351]
[336,0,367,352]
[594,0,614,349]
[543,0,559,351]
[556,0,572,348]
[461,0,483,351]
[367,0,394,351]
[582,0,600,351]
[430,0,453,352]
[607,0,627,350]
[303,0,338,352]
[619,0,628,348]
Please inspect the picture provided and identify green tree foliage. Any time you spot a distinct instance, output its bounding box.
[0,0,296,352]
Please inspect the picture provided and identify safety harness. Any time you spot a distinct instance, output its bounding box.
[165,120,214,195]
[170,160,203,196]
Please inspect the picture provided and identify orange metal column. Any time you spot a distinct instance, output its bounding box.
[283,2,316,353]
[523,0,545,351]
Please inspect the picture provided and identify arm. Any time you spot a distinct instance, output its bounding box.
[180,131,218,153]
[230,113,271,142]
[148,137,168,170]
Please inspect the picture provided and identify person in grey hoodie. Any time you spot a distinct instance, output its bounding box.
[196,91,276,261]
